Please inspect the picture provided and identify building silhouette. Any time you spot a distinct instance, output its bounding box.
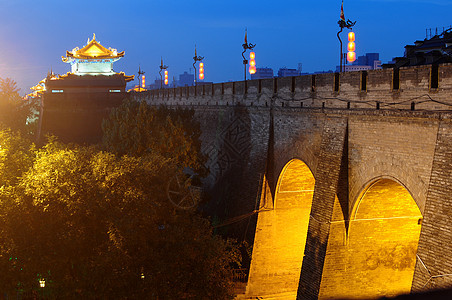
[251,67,274,80]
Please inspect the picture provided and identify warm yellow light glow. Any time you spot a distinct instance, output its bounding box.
[347,41,355,52]
[347,51,356,62]
[199,62,203,68]
[319,178,422,299]
[348,31,355,42]
[249,66,256,74]
[249,60,255,67]
[246,159,315,299]
[250,51,255,59]
[84,44,105,57]
[141,75,145,88]
[199,73,204,80]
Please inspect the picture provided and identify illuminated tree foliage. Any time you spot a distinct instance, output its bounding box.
[102,100,206,175]
[0,134,239,299]
[0,77,38,136]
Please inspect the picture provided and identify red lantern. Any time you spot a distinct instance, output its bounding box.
[249,52,256,75]
[199,62,204,80]
[347,31,356,63]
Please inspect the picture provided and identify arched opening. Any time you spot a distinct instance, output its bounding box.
[320,178,423,299]
[246,159,315,299]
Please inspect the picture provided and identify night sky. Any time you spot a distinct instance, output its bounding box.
[1,0,452,94]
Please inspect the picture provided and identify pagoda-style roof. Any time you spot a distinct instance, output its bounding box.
[62,34,124,62]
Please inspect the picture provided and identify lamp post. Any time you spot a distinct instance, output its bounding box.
[137,66,145,92]
[193,45,204,87]
[159,58,168,89]
[39,278,45,299]
[241,29,256,81]
[337,0,356,72]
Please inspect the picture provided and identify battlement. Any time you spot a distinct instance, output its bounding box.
[134,63,452,111]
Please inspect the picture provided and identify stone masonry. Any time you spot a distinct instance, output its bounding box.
[131,64,452,299]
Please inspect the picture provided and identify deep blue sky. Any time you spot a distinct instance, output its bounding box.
[1,0,452,94]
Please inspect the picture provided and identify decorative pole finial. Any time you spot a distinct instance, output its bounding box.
[340,1,345,22]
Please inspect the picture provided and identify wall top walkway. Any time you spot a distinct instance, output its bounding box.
[132,64,452,112]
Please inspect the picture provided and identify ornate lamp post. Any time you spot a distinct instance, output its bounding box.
[337,0,356,72]
[193,46,204,87]
[241,29,256,81]
[159,58,168,89]
[39,278,45,299]
[137,66,145,92]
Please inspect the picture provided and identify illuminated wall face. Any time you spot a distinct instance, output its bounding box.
[319,179,422,299]
[246,159,315,299]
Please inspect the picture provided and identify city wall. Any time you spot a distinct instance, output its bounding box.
[132,64,452,299]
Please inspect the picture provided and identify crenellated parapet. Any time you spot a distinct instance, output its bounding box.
[134,63,452,111]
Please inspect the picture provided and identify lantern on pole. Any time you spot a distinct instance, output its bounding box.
[337,0,356,71]
[141,75,146,88]
[164,70,169,85]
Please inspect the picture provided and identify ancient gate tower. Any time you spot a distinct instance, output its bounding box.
[37,34,134,144]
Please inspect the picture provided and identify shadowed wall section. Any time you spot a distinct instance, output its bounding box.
[245,159,315,299]
[319,178,423,299]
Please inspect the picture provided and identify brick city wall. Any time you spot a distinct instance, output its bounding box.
[131,64,452,299]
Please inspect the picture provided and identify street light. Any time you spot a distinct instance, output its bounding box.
[241,28,256,81]
[337,0,356,72]
[137,66,145,92]
[159,58,168,89]
[40,278,45,299]
[193,45,204,86]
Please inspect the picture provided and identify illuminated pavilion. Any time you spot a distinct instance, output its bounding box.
[37,34,134,144]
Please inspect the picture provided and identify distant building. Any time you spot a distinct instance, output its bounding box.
[383,27,452,68]
[354,53,381,69]
[336,52,382,72]
[178,71,194,87]
[251,67,274,80]
[277,67,300,77]
[149,78,164,90]
[342,65,372,72]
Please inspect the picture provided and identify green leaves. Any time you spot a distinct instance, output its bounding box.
[102,99,206,175]
[0,132,238,299]
[0,77,39,136]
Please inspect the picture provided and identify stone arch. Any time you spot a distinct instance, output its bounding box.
[320,176,423,299]
[245,159,315,299]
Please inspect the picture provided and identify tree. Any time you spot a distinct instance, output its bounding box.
[102,99,206,176]
[0,139,239,299]
[0,128,35,187]
[0,77,39,136]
